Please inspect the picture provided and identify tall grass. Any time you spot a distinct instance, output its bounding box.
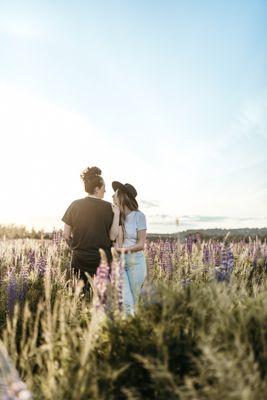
[0,236,266,399]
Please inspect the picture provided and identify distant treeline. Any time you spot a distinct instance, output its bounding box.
[0,224,52,239]
[0,224,266,242]
[147,228,267,242]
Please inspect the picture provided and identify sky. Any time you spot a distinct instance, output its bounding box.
[0,0,267,233]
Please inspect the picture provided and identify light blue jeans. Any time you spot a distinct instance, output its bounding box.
[122,251,147,315]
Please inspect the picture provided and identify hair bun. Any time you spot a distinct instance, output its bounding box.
[80,166,102,186]
[87,166,102,177]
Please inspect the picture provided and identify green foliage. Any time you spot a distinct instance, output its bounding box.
[0,238,266,399]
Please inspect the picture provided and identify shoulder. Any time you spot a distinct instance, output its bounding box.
[136,210,146,219]
[62,199,84,225]
[66,198,93,212]
[100,199,113,213]
[101,199,112,207]
[65,198,81,209]
[100,199,113,210]
[135,210,147,228]
[69,198,85,207]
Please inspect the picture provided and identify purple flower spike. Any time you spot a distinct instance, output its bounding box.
[186,234,193,255]
[27,250,36,270]
[36,256,47,277]
[203,245,210,265]
[18,265,29,303]
[214,245,221,268]
[52,229,63,247]
[7,268,17,316]
[117,258,124,312]
[226,246,234,272]
[215,244,234,283]
[94,250,110,308]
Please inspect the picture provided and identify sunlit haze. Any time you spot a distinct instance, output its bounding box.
[1,1,267,233]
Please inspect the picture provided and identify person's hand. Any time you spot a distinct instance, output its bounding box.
[116,247,131,254]
[112,191,119,206]
[111,203,120,216]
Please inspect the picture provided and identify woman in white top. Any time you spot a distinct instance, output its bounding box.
[112,181,147,315]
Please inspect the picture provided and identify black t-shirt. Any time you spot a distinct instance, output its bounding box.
[62,197,114,271]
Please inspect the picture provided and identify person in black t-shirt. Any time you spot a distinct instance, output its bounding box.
[62,166,120,284]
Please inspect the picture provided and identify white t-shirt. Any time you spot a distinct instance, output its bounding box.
[123,210,147,247]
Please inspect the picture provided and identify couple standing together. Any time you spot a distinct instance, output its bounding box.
[62,166,147,315]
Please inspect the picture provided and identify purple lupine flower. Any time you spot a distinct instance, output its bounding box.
[18,265,29,303]
[215,245,234,282]
[159,240,165,262]
[214,244,223,281]
[7,268,17,316]
[221,246,228,269]
[156,241,165,272]
[215,270,225,282]
[109,260,116,313]
[148,250,156,269]
[147,243,157,272]
[27,250,35,271]
[186,234,193,255]
[203,244,210,265]
[110,256,123,313]
[214,245,221,268]
[226,246,234,273]
[163,240,171,252]
[117,258,124,312]
[162,253,173,275]
[36,256,47,277]
[110,258,116,287]
[162,240,173,275]
[52,229,63,247]
[94,251,110,308]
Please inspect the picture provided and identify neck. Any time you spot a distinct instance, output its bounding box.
[87,194,101,199]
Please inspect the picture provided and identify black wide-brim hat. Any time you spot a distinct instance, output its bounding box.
[112,181,138,199]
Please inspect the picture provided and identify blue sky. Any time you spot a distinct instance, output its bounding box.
[0,0,266,233]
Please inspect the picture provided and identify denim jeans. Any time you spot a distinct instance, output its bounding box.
[122,251,147,315]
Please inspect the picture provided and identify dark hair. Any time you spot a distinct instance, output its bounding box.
[117,189,139,242]
[117,189,138,212]
[80,166,104,194]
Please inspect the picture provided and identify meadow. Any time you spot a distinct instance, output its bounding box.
[0,233,267,400]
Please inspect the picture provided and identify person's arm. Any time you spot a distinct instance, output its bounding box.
[109,204,120,241]
[114,225,124,249]
[118,226,124,248]
[63,223,72,247]
[62,201,75,247]
[117,229,147,253]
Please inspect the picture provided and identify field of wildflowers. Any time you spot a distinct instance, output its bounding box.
[0,232,267,399]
